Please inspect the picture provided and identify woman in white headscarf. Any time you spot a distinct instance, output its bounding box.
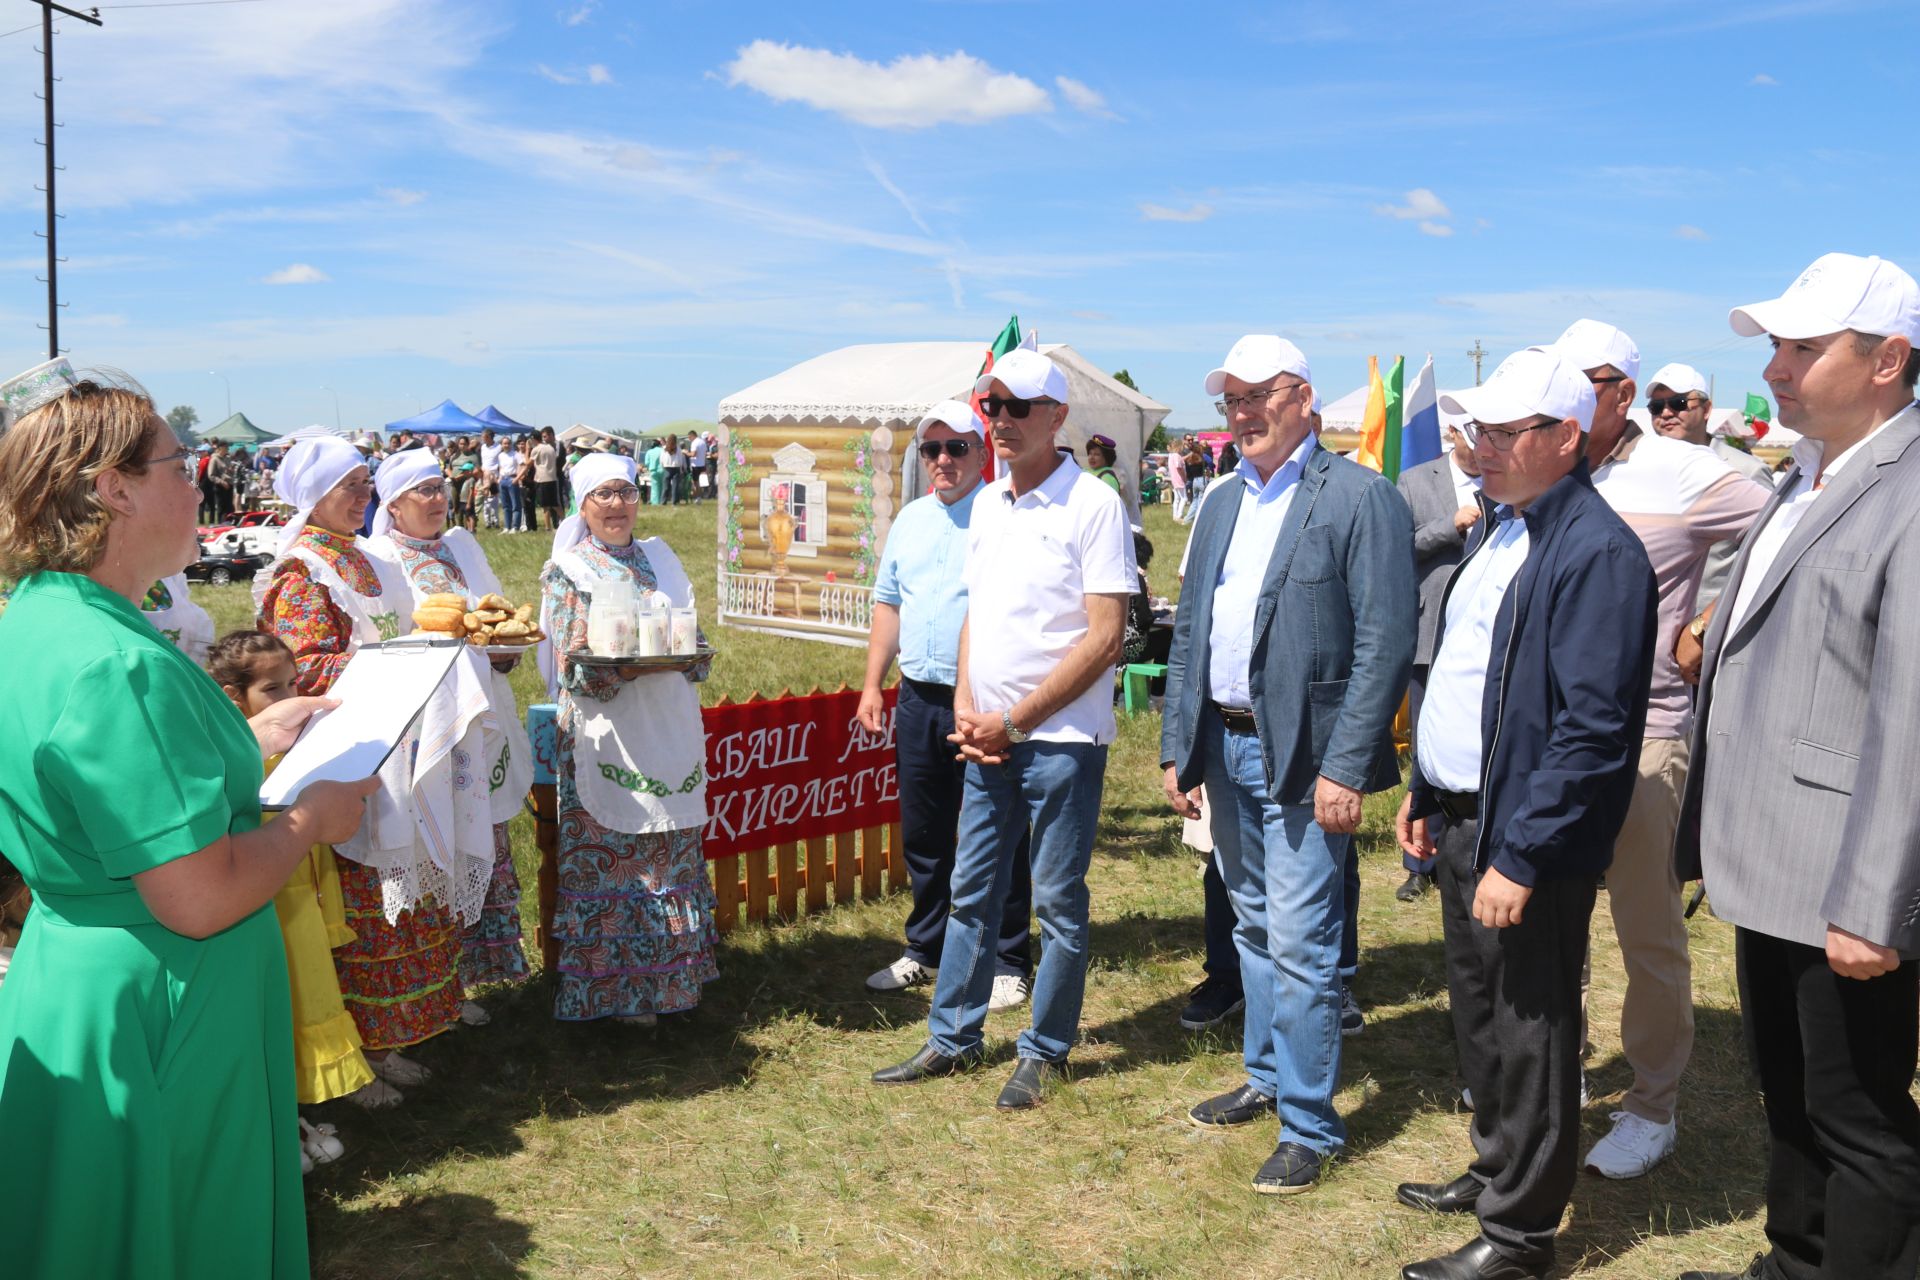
[255,437,461,1099]
[538,452,718,1025]
[363,450,531,1021]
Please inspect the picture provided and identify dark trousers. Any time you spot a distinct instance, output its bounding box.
[1736,928,1920,1280]
[1404,667,1433,874]
[1201,812,1360,987]
[1434,813,1595,1267]
[895,677,1032,977]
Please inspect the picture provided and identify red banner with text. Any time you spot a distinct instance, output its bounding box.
[699,687,899,859]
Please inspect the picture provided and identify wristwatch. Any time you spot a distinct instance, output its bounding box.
[1002,710,1031,745]
[1688,614,1709,640]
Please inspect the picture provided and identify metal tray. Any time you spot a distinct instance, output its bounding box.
[566,645,715,671]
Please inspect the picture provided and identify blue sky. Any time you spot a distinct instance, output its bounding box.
[3,0,1917,435]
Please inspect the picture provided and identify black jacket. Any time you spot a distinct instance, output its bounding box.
[1407,459,1656,886]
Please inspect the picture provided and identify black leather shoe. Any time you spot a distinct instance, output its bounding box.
[1396,871,1434,901]
[1251,1141,1325,1195]
[1401,1237,1547,1280]
[995,1057,1060,1109]
[1186,1084,1276,1129]
[1395,1171,1484,1214]
[1677,1256,1767,1280]
[1178,977,1246,1030]
[870,1043,980,1085]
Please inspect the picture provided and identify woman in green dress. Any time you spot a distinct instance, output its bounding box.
[0,362,376,1279]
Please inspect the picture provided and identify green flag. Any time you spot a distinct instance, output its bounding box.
[1382,356,1406,482]
[1744,392,1771,423]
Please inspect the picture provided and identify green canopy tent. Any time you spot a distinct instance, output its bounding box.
[197,412,275,445]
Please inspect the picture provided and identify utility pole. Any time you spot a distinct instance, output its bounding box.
[32,1,104,360]
[1467,339,1487,386]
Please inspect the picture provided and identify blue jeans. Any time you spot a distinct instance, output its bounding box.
[926,740,1108,1064]
[1201,715,1349,1155]
[500,480,524,531]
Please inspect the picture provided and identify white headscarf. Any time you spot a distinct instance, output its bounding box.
[273,436,369,555]
[371,447,446,538]
[549,453,636,560]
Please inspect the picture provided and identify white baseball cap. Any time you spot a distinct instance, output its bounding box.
[1310,386,1323,415]
[974,347,1070,403]
[1439,347,1597,433]
[1553,318,1641,382]
[1439,397,1475,443]
[1729,252,1920,344]
[1645,362,1709,397]
[1203,334,1312,396]
[915,397,985,438]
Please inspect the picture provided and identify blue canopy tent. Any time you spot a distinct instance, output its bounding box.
[383,399,492,437]
[474,404,538,436]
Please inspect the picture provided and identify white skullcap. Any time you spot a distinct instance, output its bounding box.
[549,452,638,560]
[370,448,446,537]
[273,436,368,555]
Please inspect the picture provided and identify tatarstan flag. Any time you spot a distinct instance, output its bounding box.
[969,314,1023,481]
[1744,392,1772,441]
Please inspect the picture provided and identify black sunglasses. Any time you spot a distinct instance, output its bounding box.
[1646,394,1700,415]
[979,395,1060,420]
[918,438,975,460]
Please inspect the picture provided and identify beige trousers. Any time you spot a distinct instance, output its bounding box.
[1592,734,1695,1124]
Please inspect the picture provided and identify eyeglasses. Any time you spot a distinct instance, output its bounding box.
[1213,382,1304,417]
[586,485,641,505]
[1586,374,1629,387]
[979,395,1061,420]
[138,447,196,481]
[917,439,975,460]
[1646,394,1701,416]
[407,482,448,500]
[1472,419,1567,451]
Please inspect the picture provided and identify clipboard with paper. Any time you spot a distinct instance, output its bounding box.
[259,636,467,810]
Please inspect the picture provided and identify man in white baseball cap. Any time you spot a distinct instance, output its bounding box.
[858,398,1035,1011]
[1673,253,1920,1280]
[1643,363,1714,445]
[1203,333,1312,397]
[1393,344,1656,1280]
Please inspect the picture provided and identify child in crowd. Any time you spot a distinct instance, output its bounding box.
[208,631,383,1171]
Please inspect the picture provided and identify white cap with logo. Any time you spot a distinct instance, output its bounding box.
[1553,318,1641,382]
[1439,346,1598,433]
[915,397,985,438]
[1203,334,1312,396]
[974,347,1070,404]
[1729,252,1920,344]
[1645,362,1709,397]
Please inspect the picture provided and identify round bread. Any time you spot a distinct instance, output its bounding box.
[412,606,467,635]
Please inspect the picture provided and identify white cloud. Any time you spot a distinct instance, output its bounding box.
[536,63,579,85]
[561,1,596,25]
[539,61,613,86]
[378,187,426,205]
[1751,72,1778,86]
[724,41,1052,129]
[262,263,329,285]
[1140,201,1214,223]
[1374,188,1451,221]
[1418,221,1453,238]
[587,63,613,85]
[1675,224,1711,241]
[1056,76,1118,121]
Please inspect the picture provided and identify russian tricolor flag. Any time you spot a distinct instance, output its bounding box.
[1400,354,1442,475]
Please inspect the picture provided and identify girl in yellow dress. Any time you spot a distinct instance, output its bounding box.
[208,631,379,1167]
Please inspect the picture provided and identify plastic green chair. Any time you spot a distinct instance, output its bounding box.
[1121,663,1167,714]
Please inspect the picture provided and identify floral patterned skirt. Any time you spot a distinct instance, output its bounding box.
[333,858,464,1051]
[459,822,530,990]
[553,724,719,1021]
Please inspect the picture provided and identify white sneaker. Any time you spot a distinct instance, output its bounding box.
[299,1117,345,1164]
[1583,1111,1677,1179]
[613,1011,657,1027]
[865,955,936,992]
[988,973,1031,1011]
[460,1000,492,1027]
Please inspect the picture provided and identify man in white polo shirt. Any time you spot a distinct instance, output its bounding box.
[871,347,1135,1110]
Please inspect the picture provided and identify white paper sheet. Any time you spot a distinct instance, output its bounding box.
[259,638,466,809]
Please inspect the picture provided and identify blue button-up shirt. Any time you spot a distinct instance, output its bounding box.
[1207,435,1317,708]
[872,482,979,686]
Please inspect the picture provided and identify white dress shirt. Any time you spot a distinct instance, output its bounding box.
[1448,455,1482,511]
[1206,436,1316,708]
[1416,510,1531,792]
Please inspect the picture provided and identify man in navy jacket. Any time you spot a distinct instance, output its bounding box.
[1160,334,1415,1196]
[1391,346,1657,1280]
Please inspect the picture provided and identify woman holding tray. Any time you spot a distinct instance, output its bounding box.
[256,434,463,1101]
[364,447,532,1021]
[538,451,719,1025]
[0,361,374,1278]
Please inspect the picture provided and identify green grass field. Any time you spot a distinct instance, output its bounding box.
[187,499,1786,1279]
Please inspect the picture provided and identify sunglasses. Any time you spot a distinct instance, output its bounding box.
[979,395,1060,420]
[1646,394,1700,416]
[917,438,975,460]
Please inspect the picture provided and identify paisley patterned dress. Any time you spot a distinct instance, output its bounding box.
[258,527,464,1050]
[384,530,531,990]
[540,536,719,1020]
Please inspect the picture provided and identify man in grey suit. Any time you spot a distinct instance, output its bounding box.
[1161,333,1415,1195]
[1674,252,1920,1280]
[1395,417,1483,900]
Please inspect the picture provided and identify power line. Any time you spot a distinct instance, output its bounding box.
[94,0,268,8]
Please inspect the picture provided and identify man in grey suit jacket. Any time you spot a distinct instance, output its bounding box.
[1674,252,1920,1280]
[1161,334,1415,1195]
[1396,420,1484,900]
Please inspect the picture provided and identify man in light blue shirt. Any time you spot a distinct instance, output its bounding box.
[858,399,1032,1006]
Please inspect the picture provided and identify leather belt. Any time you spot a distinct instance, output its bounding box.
[1211,702,1258,734]
[1431,788,1479,822]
